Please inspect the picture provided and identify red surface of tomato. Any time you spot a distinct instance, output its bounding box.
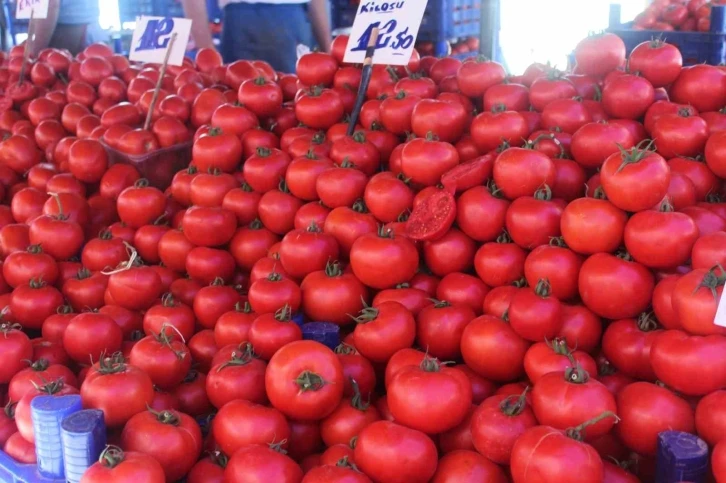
[81,446,166,483]
[600,145,670,212]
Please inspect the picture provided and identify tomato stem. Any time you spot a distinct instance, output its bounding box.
[637,312,660,332]
[351,306,379,324]
[534,279,552,298]
[217,343,257,371]
[565,411,619,441]
[150,408,180,426]
[274,305,293,321]
[295,371,327,391]
[348,377,371,411]
[99,445,126,468]
[4,400,16,419]
[419,354,442,372]
[499,386,530,416]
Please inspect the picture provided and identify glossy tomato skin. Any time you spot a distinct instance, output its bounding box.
[508,280,562,342]
[212,400,290,456]
[574,33,626,77]
[524,340,597,384]
[616,382,695,456]
[461,314,530,382]
[431,449,507,483]
[601,74,655,120]
[120,409,202,482]
[388,361,472,434]
[400,137,460,187]
[80,449,166,483]
[624,208,698,269]
[510,425,604,483]
[355,421,438,483]
[602,317,661,381]
[350,231,418,290]
[579,253,654,320]
[457,185,510,242]
[301,264,368,326]
[505,192,565,249]
[353,301,416,364]
[470,109,529,154]
[601,149,670,212]
[471,393,537,465]
[493,147,556,200]
[532,370,617,439]
[695,390,726,446]
[650,330,726,396]
[224,445,303,483]
[671,268,726,336]
[524,244,583,301]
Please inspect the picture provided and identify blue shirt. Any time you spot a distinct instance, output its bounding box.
[58,0,99,25]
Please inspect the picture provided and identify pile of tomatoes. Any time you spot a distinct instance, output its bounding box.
[632,0,726,32]
[0,27,726,483]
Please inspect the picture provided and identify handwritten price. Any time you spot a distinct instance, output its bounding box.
[350,20,414,53]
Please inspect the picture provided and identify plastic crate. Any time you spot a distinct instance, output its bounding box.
[101,140,192,190]
[656,431,709,483]
[331,0,481,55]
[607,3,726,66]
[0,452,64,483]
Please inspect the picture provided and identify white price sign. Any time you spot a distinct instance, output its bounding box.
[343,0,428,65]
[715,286,726,327]
[16,0,48,19]
[129,16,192,67]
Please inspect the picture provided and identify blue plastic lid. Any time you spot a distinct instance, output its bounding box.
[61,409,105,433]
[302,322,340,350]
[656,431,709,483]
[292,312,305,327]
[31,394,83,413]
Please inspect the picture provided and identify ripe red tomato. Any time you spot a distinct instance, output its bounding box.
[431,449,507,483]
[602,74,655,120]
[671,267,726,336]
[532,369,617,438]
[629,40,683,87]
[695,390,726,446]
[0,323,32,383]
[350,229,418,290]
[355,421,438,483]
[248,309,303,361]
[493,147,556,200]
[670,64,726,113]
[206,343,267,408]
[352,301,416,363]
[651,330,726,396]
[616,382,694,456]
[461,314,529,382]
[574,33,626,77]
[600,146,669,212]
[524,338,596,384]
[401,135,460,187]
[80,446,166,483]
[388,358,471,434]
[212,399,290,455]
[121,409,202,481]
[295,88,344,130]
[300,261,368,325]
[225,445,303,483]
[508,279,562,342]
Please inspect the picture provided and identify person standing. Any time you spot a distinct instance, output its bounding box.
[29,0,103,56]
[182,0,332,74]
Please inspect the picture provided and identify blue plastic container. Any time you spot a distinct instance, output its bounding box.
[31,395,83,479]
[302,322,340,350]
[607,3,726,66]
[331,0,481,56]
[61,409,106,483]
[292,312,306,328]
[656,431,709,483]
[0,451,65,483]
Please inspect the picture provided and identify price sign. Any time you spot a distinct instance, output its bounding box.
[343,0,428,65]
[129,16,192,66]
[715,280,726,327]
[16,0,48,19]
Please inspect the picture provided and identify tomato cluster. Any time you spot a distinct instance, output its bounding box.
[1,28,726,483]
[633,0,726,32]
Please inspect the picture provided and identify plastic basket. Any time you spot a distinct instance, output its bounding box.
[31,395,83,479]
[331,0,481,49]
[607,4,726,66]
[302,322,340,350]
[0,451,64,483]
[101,141,192,191]
[61,410,106,483]
[656,431,709,483]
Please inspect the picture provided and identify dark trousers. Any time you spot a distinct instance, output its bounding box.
[49,23,88,56]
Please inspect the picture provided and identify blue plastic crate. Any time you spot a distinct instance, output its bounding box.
[331,0,481,54]
[0,452,64,483]
[656,431,709,483]
[607,3,726,66]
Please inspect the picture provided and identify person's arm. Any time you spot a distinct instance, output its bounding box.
[308,0,332,53]
[181,0,216,50]
[29,0,60,56]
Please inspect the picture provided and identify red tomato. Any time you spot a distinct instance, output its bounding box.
[225,445,303,483]
[629,39,683,87]
[388,358,471,434]
[671,267,726,336]
[601,74,655,120]
[0,323,32,383]
[524,338,597,384]
[300,261,368,326]
[354,421,438,483]
[212,399,290,456]
[349,229,418,290]
[400,135,460,187]
[579,253,654,320]
[511,422,606,482]
[616,382,694,456]
[80,354,155,428]
[461,314,529,382]
[431,449,507,483]
[206,342,267,408]
[493,147,555,200]
[695,390,726,446]
[120,409,202,481]
[470,108,528,154]
[600,146,669,212]
[80,446,166,483]
[574,33,626,77]
[651,330,726,396]
[248,308,303,361]
[670,64,726,113]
